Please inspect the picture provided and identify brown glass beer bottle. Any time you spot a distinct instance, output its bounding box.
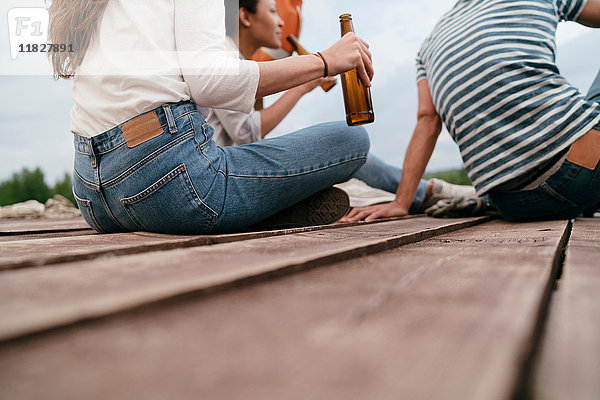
[339,13,374,126]
[286,34,336,93]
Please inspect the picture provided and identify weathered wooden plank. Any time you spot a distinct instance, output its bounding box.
[0,231,194,270]
[532,218,600,400]
[0,217,90,235]
[0,215,407,235]
[0,217,488,342]
[0,215,421,271]
[0,230,97,242]
[0,219,568,400]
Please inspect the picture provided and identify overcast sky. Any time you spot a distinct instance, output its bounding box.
[0,0,599,184]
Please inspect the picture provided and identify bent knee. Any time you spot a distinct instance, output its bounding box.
[348,125,370,152]
[333,122,370,155]
[307,121,370,157]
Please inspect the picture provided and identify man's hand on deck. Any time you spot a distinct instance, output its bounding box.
[340,201,409,223]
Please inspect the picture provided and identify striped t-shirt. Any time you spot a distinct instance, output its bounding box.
[416,0,600,195]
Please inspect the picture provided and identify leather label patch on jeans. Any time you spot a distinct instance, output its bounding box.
[122,111,163,148]
[566,129,600,170]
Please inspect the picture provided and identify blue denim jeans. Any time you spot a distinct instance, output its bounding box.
[353,154,428,214]
[73,102,370,234]
[487,68,600,221]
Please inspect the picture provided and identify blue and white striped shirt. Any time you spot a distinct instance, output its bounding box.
[416,0,600,195]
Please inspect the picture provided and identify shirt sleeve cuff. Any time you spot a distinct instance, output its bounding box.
[238,60,260,115]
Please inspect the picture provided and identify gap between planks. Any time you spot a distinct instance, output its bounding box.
[530,218,600,400]
[0,217,91,235]
[0,215,426,271]
[509,219,572,400]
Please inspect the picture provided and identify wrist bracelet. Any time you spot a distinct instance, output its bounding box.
[314,52,328,78]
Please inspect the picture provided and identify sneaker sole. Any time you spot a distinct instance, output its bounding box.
[256,187,350,229]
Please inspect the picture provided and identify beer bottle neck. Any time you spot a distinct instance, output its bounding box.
[339,15,354,35]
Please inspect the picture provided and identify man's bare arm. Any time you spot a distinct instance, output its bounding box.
[578,0,600,28]
[340,79,441,222]
[391,79,442,212]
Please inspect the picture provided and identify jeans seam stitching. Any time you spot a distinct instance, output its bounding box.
[191,116,218,174]
[199,123,212,151]
[227,156,368,178]
[163,105,177,134]
[73,193,106,233]
[540,182,578,207]
[73,169,99,190]
[579,162,600,200]
[120,164,218,232]
[173,110,195,121]
[122,206,147,232]
[121,165,187,204]
[98,188,128,231]
[183,168,218,231]
[120,167,189,232]
[96,141,127,155]
[102,132,194,189]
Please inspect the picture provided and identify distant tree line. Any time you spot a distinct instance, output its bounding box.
[0,168,75,207]
[0,166,471,208]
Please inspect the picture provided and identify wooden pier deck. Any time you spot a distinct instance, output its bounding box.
[0,215,598,399]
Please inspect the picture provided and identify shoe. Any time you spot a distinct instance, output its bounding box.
[420,178,477,210]
[334,178,395,208]
[425,197,491,218]
[254,187,350,229]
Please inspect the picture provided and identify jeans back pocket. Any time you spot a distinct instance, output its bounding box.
[73,193,105,233]
[120,164,217,234]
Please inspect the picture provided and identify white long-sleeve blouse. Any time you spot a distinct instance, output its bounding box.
[70,0,259,137]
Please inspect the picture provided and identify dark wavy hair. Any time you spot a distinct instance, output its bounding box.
[239,0,259,13]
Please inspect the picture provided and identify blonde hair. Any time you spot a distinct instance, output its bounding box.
[48,0,109,79]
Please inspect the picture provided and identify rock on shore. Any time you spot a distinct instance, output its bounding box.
[0,195,81,219]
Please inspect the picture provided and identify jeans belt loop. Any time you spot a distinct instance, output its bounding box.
[86,137,97,168]
[162,104,177,135]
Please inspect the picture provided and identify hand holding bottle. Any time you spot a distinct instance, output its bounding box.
[255,19,373,99]
[320,32,374,88]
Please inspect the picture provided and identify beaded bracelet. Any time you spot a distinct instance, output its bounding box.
[314,52,329,78]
